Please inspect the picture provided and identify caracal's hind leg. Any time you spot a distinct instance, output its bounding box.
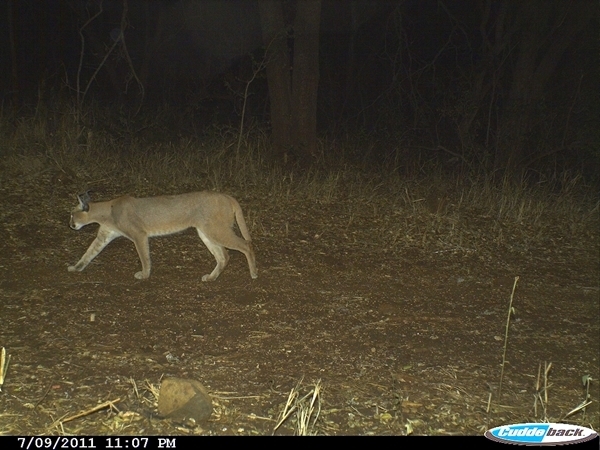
[210,228,258,280]
[243,242,257,279]
[197,229,229,281]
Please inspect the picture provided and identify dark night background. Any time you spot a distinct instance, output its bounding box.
[2,0,598,179]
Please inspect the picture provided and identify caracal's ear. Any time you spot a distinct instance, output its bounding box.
[77,191,91,212]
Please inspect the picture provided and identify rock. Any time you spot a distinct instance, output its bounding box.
[157,377,213,422]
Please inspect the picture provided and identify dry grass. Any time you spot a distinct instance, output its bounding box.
[3,104,597,252]
[273,378,323,435]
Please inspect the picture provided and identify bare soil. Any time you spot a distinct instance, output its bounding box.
[0,177,598,436]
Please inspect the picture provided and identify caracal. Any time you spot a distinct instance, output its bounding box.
[68,191,258,281]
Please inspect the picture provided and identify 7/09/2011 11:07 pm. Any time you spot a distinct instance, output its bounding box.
[14,437,177,449]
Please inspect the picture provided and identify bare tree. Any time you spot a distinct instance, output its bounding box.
[493,1,594,173]
[458,0,595,175]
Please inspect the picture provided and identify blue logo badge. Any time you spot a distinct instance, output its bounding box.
[485,423,598,445]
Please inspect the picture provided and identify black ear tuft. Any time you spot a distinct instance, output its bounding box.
[77,191,91,212]
[81,190,91,204]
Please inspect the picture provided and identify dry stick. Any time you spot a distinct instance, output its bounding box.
[51,398,121,428]
[582,375,592,419]
[80,36,120,112]
[76,1,133,128]
[533,361,553,420]
[34,383,54,409]
[0,347,10,391]
[543,361,552,405]
[236,61,263,154]
[302,380,322,435]
[561,375,594,421]
[235,36,275,154]
[76,1,104,126]
[273,386,299,433]
[498,276,519,397]
[562,401,593,421]
[119,0,145,116]
[534,362,542,418]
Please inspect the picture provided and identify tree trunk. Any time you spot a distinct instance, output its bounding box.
[258,0,292,159]
[291,0,321,161]
[259,0,321,164]
[7,0,19,110]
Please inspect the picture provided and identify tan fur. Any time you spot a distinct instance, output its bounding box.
[68,191,258,281]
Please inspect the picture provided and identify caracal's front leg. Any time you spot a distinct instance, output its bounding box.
[132,235,151,280]
[68,228,119,273]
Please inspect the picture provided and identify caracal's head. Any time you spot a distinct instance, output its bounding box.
[70,192,91,230]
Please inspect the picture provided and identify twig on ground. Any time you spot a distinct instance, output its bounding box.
[50,398,121,429]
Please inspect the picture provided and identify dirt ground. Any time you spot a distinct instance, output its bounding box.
[0,179,598,436]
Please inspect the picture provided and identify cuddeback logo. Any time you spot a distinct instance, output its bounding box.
[485,423,598,445]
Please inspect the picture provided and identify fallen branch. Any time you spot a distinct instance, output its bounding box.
[51,398,121,429]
